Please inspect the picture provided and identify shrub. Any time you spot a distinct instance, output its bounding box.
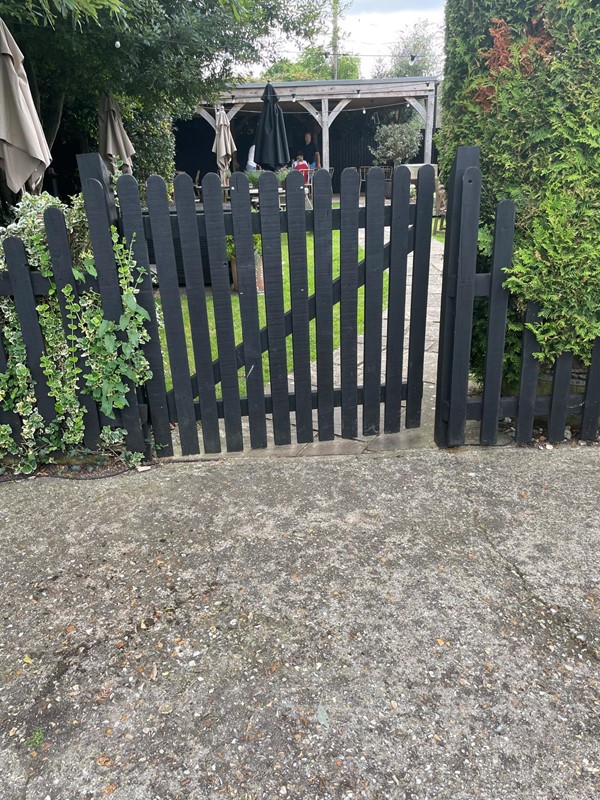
[370,121,423,166]
[439,1,600,382]
[0,192,151,474]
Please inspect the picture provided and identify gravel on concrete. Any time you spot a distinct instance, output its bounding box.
[0,447,598,799]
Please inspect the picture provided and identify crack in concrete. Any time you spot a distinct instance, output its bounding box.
[473,517,599,664]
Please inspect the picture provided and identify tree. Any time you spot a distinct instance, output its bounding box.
[263,46,359,82]
[440,0,600,379]
[2,0,322,184]
[370,121,422,166]
[0,0,123,25]
[373,19,444,79]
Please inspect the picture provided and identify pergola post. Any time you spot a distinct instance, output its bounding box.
[321,98,330,170]
[424,93,435,164]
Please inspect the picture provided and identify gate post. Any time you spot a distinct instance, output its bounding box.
[434,146,480,447]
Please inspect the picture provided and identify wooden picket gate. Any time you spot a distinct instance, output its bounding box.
[435,147,600,446]
[0,158,437,459]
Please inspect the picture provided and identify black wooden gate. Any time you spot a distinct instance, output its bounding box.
[435,147,600,446]
[78,160,436,456]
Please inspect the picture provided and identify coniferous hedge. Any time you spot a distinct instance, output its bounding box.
[439,1,600,382]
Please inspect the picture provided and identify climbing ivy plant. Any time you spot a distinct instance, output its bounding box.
[0,192,151,474]
[439,1,600,383]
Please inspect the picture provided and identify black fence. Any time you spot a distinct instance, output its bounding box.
[0,160,436,458]
[435,147,600,447]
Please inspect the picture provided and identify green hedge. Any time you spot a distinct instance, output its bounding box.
[439,1,600,382]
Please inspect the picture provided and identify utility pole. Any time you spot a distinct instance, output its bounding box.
[331,0,340,80]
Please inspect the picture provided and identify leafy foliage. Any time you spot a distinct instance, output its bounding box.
[370,121,423,166]
[440,1,600,381]
[373,19,444,79]
[0,192,151,474]
[0,0,123,25]
[262,45,359,82]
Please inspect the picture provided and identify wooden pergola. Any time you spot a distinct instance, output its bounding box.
[196,77,439,170]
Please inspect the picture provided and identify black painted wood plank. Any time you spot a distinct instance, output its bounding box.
[383,166,411,434]
[146,176,199,454]
[259,171,291,445]
[548,352,574,442]
[202,173,243,452]
[230,172,267,449]
[313,169,335,440]
[3,237,56,424]
[447,167,482,447]
[515,303,541,444]
[362,167,386,436]
[406,165,435,429]
[581,337,600,441]
[173,173,222,453]
[117,174,173,457]
[82,178,147,455]
[44,207,101,450]
[285,169,313,443]
[434,147,481,447]
[0,309,22,442]
[480,200,514,445]
[339,168,360,439]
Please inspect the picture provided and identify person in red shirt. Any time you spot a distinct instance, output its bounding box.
[293,153,310,182]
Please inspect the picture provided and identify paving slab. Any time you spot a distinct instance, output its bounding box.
[0,447,598,799]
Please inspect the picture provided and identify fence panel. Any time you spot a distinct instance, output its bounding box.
[446,167,481,447]
[0,333,22,443]
[45,207,102,450]
[173,173,222,453]
[383,166,411,434]
[146,176,199,455]
[479,201,514,445]
[259,171,292,445]
[313,169,335,441]
[548,352,574,443]
[117,174,174,457]
[406,164,435,428]
[3,237,56,425]
[581,338,600,440]
[285,169,314,443]
[230,172,268,449]
[202,173,244,452]
[339,168,360,439]
[362,167,386,436]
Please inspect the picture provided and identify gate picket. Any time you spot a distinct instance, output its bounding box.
[383,166,410,434]
[480,200,514,445]
[339,168,360,439]
[44,207,102,450]
[147,175,199,455]
[313,169,335,440]
[173,173,222,453]
[447,167,481,447]
[259,171,291,445]
[117,174,173,457]
[202,173,243,452]
[515,303,541,443]
[230,172,268,449]
[362,167,386,436]
[82,178,147,455]
[581,338,600,440]
[548,352,573,443]
[285,169,313,443]
[4,238,56,425]
[0,304,22,442]
[406,165,435,428]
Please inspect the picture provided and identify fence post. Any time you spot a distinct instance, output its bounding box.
[77,153,119,229]
[434,146,480,447]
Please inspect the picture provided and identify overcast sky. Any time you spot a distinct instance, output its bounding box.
[341,0,446,77]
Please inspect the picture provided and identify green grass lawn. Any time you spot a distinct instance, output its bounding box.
[157,231,379,395]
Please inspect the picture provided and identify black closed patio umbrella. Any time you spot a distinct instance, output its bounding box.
[254,83,290,170]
